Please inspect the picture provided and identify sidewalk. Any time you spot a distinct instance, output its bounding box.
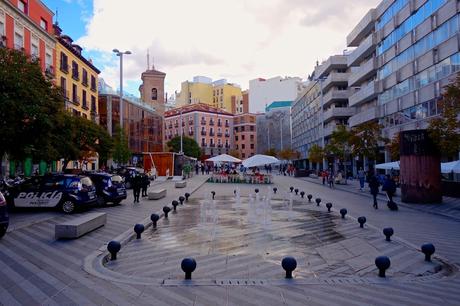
[300,175,460,221]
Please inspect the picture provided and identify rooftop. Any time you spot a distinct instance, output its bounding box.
[265,101,293,112]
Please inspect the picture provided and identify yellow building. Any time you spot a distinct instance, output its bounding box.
[54,24,100,122]
[176,76,242,114]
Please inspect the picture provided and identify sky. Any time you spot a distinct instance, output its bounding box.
[43,0,381,108]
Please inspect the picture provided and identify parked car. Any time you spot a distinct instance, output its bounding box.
[86,173,127,206]
[0,191,8,239]
[3,174,97,214]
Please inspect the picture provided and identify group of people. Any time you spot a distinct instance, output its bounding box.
[279,164,296,176]
[358,168,397,209]
[131,173,150,203]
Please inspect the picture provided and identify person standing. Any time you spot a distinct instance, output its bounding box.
[358,168,366,191]
[141,173,150,197]
[132,174,141,203]
[328,170,334,189]
[369,175,380,209]
[195,163,199,175]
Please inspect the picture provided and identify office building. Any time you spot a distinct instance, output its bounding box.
[257,101,293,154]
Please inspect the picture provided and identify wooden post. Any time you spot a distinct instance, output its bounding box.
[400,130,442,203]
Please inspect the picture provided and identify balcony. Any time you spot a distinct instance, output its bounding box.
[209,132,215,136]
[189,131,194,136]
[322,72,349,92]
[323,107,355,123]
[348,33,377,67]
[322,89,350,107]
[348,81,379,107]
[201,120,206,125]
[225,122,230,127]
[225,144,230,149]
[217,132,223,137]
[189,120,194,125]
[82,77,88,87]
[168,124,173,128]
[174,123,179,128]
[82,102,89,110]
[62,89,69,99]
[348,106,379,127]
[347,9,375,47]
[72,71,79,81]
[201,131,207,136]
[72,95,80,106]
[217,144,223,148]
[217,122,222,127]
[348,57,377,87]
[45,66,55,78]
[90,83,97,92]
[315,55,348,79]
[209,120,215,126]
[210,143,216,148]
[225,133,230,138]
[60,63,69,73]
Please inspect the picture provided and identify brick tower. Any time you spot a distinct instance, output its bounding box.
[139,53,166,115]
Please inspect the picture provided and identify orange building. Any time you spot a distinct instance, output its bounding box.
[233,113,257,159]
[165,103,234,158]
[0,0,56,75]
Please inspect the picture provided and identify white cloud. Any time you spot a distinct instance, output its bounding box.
[77,0,380,101]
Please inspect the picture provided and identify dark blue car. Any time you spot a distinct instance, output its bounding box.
[4,174,97,214]
[86,173,127,206]
[0,192,8,238]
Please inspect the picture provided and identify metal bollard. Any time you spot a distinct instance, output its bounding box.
[281,257,297,279]
[163,206,171,218]
[375,256,391,277]
[383,228,394,241]
[181,258,197,280]
[107,241,121,260]
[134,224,144,239]
[150,213,160,228]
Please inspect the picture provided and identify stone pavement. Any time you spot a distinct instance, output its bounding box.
[301,175,460,221]
[0,175,459,305]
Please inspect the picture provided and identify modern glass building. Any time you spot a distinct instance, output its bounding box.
[347,0,458,143]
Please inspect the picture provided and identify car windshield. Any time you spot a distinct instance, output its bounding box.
[111,175,123,183]
[80,177,93,188]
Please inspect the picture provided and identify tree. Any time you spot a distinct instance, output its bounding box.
[56,113,113,170]
[112,126,131,165]
[167,136,201,158]
[325,125,352,177]
[428,74,460,158]
[278,148,300,161]
[386,133,400,161]
[228,149,241,159]
[0,47,64,162]
[264,148,278,157]
[349,121,388,161]
[308,144,324,164]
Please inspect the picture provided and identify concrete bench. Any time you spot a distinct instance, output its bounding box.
[55,212,106,239]
[175,181,187,188]
[148,189,167,200]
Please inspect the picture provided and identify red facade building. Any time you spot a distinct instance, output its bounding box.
[1,0,56,75]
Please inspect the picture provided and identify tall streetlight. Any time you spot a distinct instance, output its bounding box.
[113,49,131,129]
[315,77,327,169]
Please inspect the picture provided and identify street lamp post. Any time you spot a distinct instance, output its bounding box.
[179,108,183,155]
[315,77,327,170]
[113,49,132,129]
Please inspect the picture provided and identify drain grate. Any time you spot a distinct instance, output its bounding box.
[217,279,266,286]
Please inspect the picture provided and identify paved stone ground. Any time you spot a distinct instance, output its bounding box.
[0,174,460,305]
[104,193,446,283]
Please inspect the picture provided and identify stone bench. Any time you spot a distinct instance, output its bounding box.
[148,189,167,200]
[175,181,187,188]
[55,212,106,239]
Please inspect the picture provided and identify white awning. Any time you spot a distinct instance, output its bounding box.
[375,161,400,170]
[441,160,460,173]
[206,154,242,163]
[242,154,280,168]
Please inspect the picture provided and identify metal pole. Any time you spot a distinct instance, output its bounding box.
[119,54,123,129]
[179,108,183,154]
[280,117,283,151]
[319,78,326,170]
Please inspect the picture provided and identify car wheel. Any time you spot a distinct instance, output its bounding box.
[0,225,7,239]
[113,200,122,205]
[61,200,76,214]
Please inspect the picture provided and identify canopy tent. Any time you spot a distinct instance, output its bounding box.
[206,154,242,163]
[375,161,400,170]
[441,160,460,173]
[242,154,280,168]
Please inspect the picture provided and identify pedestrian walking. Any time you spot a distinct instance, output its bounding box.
[201,164,205,175]
[328,170,334,189]
[195,163,199,175]
[382,175,396,203]
[369,175,380,209]
[141,173,150,197]
[358,168,366,191]
[132,174,142,203]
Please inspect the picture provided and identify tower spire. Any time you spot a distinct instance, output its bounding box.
[147,49,150,71]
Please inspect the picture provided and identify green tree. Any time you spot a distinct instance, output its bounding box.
[167,136,201,158]
[112,126,131,165]
[0,47,63,162]
[349,121,388,161]
[264,148,278,157]
[386,133,400,161]
[278,148,300,161]
[228,149,241,159]
[308,144,324,164]
[325,125,352,177]
[428,74,460,158]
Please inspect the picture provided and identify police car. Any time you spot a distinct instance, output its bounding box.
[0,191,8,239]
[86,173,127,206]
[4,174,97,214]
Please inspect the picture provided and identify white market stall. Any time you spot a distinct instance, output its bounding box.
[375,161,400,170]
[206,154,242,163]
[242,154,280,168]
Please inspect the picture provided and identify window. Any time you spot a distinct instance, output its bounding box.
[40,18,47,31]
[90,75,96,91]
[45,51,52,69]
[82,90,87,108]
[72,61,79,80]
[220,89,223,94]
[250,144,254,149]
[60,52,68,72]
[72,84,78,103]
[18,1,27,14]
[82,69,88,85]
[242,135,245,140]
[242,144,245,149]
[31,43,39,59]
[14,32,23,49]
[60,77,67,98]
[91,96,96,112]
[151,88,157,100]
